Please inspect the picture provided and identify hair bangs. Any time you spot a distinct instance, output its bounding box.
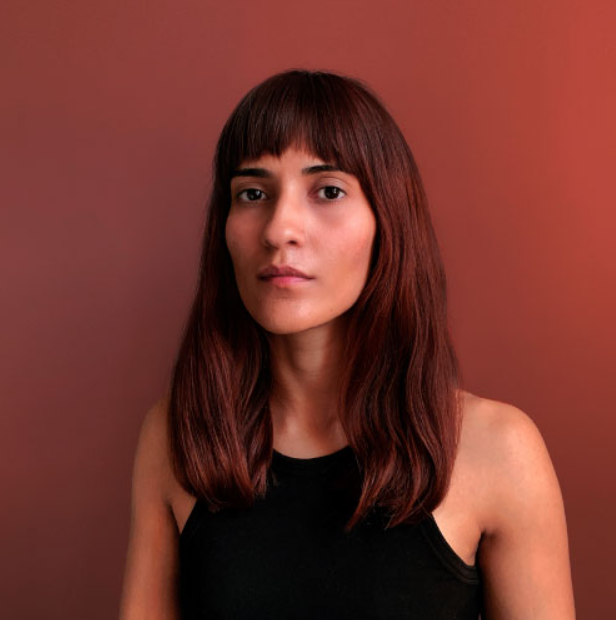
[215,70,374,193]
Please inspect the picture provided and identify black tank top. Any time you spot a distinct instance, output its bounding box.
[179,445,482,619]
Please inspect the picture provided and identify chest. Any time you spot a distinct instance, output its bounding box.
[177,466,481,620]
[171,453,483,569]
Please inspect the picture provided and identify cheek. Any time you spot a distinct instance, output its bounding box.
[331,220,375,273]
[225,217,261,299]
[225,216,248,265]
[316,232,374,308]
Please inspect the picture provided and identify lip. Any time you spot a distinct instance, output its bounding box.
[257,264,313,279]
[260,275,314,288]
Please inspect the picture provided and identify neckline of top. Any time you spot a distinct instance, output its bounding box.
[271,444,354,473]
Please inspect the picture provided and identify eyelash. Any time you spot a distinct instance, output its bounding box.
[234,186,346,203]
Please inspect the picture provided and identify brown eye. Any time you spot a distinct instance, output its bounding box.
[317,186,346,201]
[236,188,267,202]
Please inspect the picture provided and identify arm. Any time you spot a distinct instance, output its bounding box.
[477,403,576,619]
[118,399,181,620]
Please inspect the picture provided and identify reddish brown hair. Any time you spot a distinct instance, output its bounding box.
[168,68,465,531]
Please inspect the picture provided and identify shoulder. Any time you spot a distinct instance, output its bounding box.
[459,391,545,461]
[456,397,576,616]
[119,396,182,618]
[131,394,175,508]
[458,391,560,536]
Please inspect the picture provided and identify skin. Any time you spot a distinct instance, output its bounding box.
[224,144,377,455]
[118,145,576,619]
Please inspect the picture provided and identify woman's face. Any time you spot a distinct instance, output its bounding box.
[225,144,377,335]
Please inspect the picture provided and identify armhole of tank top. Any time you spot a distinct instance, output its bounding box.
[179,498,204,546]
[419,514,480,585]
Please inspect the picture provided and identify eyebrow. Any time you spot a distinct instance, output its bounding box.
[230,164,344,180]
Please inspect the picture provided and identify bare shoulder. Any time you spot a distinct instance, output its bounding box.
[119,395,182,619]
[459,389,539,442]
[457,391,576,617]
[132,394,175,507]
[458,395,576,616]
[457,391,561,535]
[458,390,549,463]
[136,396,199,534]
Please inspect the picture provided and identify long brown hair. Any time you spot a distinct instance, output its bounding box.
[168,68,465,532]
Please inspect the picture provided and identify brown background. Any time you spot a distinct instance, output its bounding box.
[1,1,614,618]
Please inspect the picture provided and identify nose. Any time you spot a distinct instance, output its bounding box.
[261,188,306,249]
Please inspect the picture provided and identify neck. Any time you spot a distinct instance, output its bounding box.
[266,317,349,449]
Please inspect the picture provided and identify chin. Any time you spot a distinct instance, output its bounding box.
[241,296,355,336]
[259,320,321,336]
[250,311,331,336]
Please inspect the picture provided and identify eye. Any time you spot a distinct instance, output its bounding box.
[316,186,346,201]
[235,188,267,202]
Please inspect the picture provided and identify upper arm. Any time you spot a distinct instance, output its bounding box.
[477,402,576,619]
[118,398,181,620]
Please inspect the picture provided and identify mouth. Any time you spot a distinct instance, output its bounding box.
[258,275,314,287]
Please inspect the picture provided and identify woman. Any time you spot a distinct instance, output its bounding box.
[119,69,576,619]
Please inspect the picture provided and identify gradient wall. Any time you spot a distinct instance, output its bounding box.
[1,1,613,618]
